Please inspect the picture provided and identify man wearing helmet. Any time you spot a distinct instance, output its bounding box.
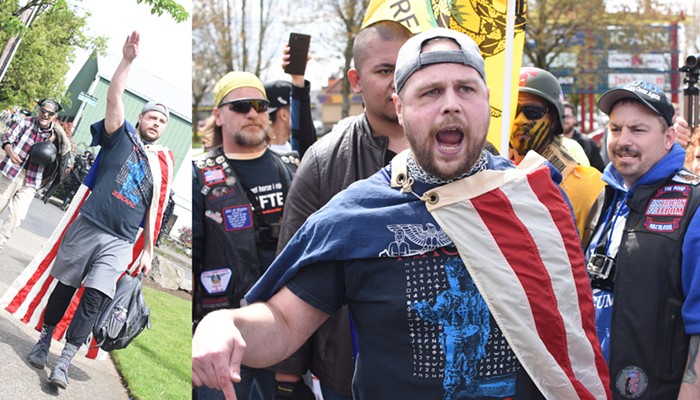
[0,98,71,249]
[509,67,605,243]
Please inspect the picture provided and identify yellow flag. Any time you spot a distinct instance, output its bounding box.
[362,0,527,153]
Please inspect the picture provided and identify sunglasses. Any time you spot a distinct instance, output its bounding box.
[219,99,269,114]
[39,107,56,117]
[517,104,548,120]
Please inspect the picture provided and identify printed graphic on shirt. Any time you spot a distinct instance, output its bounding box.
[112,148,152,209]
[250,182,285,216]
[379,223,453,257]
[643,184,690,233]
[592,288,613,363]
[405,254,518,399]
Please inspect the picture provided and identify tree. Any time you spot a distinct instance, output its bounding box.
[178,225,192,247]
[137,0,190,22]
[523,0,606,70]
[191,0,281,137]
[0,0,106,110]
[0,0,188,90]
[525,0,684,122]
[325,0,370,119]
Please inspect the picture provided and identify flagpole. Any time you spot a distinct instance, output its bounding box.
[499,0,517,155]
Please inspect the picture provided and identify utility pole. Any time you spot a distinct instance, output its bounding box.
[0,3,39,83]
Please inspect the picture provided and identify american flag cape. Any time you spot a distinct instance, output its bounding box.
[0,137,174,360]
[414,152,611,399]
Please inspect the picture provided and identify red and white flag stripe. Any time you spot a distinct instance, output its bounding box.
[426,152,611,400]
[0,145,173,360]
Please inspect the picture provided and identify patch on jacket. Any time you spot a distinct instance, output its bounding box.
[201,268,232,295]
[644,184,689,232]
[202,165,226,186]
[222,204,253,231]
[614,366,648,399]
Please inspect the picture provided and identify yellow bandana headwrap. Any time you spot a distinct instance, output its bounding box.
[213,71,267,107]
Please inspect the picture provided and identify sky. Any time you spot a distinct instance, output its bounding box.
[66,0,192,92]
[65,0,193,237]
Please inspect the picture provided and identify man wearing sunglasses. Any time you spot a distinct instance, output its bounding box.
[509,67,605,244]
[192,70,298,400]
[0,98,71,250]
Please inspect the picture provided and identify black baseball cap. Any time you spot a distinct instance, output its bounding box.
[598,80,674,126]
[264,80,292,114]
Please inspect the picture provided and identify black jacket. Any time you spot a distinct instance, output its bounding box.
[590,171,700,399]
[41,122,72,201]
[192,147,297,326]
[273,112,390,394]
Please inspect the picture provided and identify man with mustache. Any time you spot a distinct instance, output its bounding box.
[0,98,70,250]
[193,28,609,400]
[192,70,298,400]
[585,80,700,399]
[509,67,605,243]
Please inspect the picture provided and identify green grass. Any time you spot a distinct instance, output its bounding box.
[111,285,191,400]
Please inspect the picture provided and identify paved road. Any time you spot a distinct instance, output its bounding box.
[0,197,128,399]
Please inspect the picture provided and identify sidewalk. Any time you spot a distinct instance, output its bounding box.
[0,227,129,399]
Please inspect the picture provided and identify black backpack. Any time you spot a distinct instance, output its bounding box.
[92,273,151,351]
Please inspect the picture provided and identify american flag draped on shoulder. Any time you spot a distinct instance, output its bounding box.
[411,151,611,399]
[0,128,174,360]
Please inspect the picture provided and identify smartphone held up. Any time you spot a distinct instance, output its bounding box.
[284,32,311,76]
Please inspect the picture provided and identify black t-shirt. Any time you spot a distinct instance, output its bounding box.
[81,122,152,242]
[229,150,287,266]
[288,247,544,400]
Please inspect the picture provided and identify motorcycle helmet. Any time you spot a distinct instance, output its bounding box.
[29,141,57,166]
[518,67,565,134]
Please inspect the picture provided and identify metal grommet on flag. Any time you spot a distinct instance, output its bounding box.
[396,173,406,185]
[427,193,439,205]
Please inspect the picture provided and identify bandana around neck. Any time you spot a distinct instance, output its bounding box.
[407,151,488,185]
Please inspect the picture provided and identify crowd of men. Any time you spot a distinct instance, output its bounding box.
[191,21,699,400]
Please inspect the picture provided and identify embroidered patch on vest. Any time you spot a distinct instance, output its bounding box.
[615,366,648,399]
[201,268,232,295]
[644,184,689,232]
[202,165,226,186]
[222,204,253,231]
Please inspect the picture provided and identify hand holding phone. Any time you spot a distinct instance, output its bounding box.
[284,33,311,76]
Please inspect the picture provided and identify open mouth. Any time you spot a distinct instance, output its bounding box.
[436,127,464,153]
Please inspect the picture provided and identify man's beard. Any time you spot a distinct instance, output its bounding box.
[234,126,268,147]
[405,119,485,181]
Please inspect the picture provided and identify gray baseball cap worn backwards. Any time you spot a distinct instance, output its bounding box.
[141,101,169,121]
[394,27,486,94]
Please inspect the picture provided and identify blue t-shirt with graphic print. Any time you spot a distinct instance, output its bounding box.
[80,120,153,243]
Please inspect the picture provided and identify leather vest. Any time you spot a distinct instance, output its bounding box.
[192,147,297,324]
[596,170,700,399]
